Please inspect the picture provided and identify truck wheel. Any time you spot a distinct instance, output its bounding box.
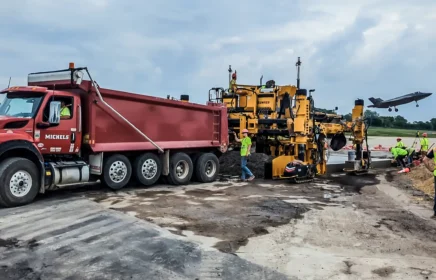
[0,157,40,208]
[102,154,132,190]
[133,153,162,186]
[168,152,193,185]
[190,152,203,182]
[194,153,219,183]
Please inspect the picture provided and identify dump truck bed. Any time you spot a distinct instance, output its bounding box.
[81,83,228,153]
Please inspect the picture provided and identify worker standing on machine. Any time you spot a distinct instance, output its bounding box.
[395,138,405,148]
[389,147,408,172]
[422,148,436,219]
[229,72,237,93]
[233,129,255,182]
[420,133,429,157]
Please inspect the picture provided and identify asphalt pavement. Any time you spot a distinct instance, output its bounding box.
[0,196,290,280]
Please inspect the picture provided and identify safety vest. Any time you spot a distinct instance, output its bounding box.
[433,147,436,176]
[406,147,414,155]
[392,147,407,158]
[395,141,405,148]
[421,138,429,152]
[229,79,236,92]
[60,106,70,117]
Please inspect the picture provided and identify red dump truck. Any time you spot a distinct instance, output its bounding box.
[0,63,228,207]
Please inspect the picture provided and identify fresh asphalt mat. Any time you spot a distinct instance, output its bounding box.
[0,197,291,280]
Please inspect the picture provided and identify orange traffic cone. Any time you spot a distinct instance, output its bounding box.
[398,167,410,174]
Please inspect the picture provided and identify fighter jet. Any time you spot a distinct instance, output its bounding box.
[368,91,432,112]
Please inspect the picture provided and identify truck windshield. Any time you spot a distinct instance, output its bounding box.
[0,92,44,118]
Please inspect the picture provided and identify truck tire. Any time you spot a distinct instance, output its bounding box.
[0,157,40,208]
[168,152,193,185]
[190,152,203,181]
[102,154,132,190]
[194,153,219,183]
[133,153,162,186]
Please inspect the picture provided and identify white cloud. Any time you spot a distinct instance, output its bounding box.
[0,0,435,120]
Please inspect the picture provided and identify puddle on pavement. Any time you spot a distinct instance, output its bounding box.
[213,183,233,187]
[0,238,39,250]
[214,238,248,254]
[372,266,395,277]
[136,190,173,197]
[0,238,19,248]
[185,189,225,197]
[323,173,380,193]
[385,171,394,182]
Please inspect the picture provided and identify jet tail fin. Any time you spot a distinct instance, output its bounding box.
[369,97,383,105]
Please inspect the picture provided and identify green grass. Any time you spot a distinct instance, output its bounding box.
[368,127,436,138]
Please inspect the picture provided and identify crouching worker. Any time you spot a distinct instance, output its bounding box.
[389,147,408,172]
[406,147,416,165]
[233,129,255,182]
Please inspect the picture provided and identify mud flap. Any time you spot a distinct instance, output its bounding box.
[330,133,347,151]
[161,150,170,176]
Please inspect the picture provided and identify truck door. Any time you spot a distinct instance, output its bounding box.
[35,95,82,155]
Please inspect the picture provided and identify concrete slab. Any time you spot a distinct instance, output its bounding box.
[327,154,391,173]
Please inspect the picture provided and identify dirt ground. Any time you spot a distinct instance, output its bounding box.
[406,164,435,197]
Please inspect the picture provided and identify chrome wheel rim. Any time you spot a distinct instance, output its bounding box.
[10,170,32,197]
[175,160,189,179]
[142,159,158,179]
[109,161,128,183]
[204,160,217,177]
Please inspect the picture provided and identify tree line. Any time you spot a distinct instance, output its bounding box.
[315,107,436,131]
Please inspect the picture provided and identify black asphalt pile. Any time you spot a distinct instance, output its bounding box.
[219,151,272,178]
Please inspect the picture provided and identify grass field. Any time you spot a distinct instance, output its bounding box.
[368,127,436,138]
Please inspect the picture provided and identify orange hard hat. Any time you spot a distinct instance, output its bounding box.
[423,133,428,137]
[242,129,249,133]
[232,72,237,79]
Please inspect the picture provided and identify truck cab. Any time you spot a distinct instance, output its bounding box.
[1,87,81,154]
[0,82,87,206]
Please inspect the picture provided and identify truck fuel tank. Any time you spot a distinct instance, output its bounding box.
[45,161,90,189]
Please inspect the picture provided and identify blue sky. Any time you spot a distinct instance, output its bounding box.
[1,0,435,121]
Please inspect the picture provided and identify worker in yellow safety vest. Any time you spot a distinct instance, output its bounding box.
[423,147,436,219]
[233,129,255,182]
[229,72,237,93]
[395,138,405,148]
[60,101,71,119]
[389,147,408,170]
[405,147,415,165]
[420,133,429,156]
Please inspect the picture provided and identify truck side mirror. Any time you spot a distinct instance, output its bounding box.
[49,101,61,125]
